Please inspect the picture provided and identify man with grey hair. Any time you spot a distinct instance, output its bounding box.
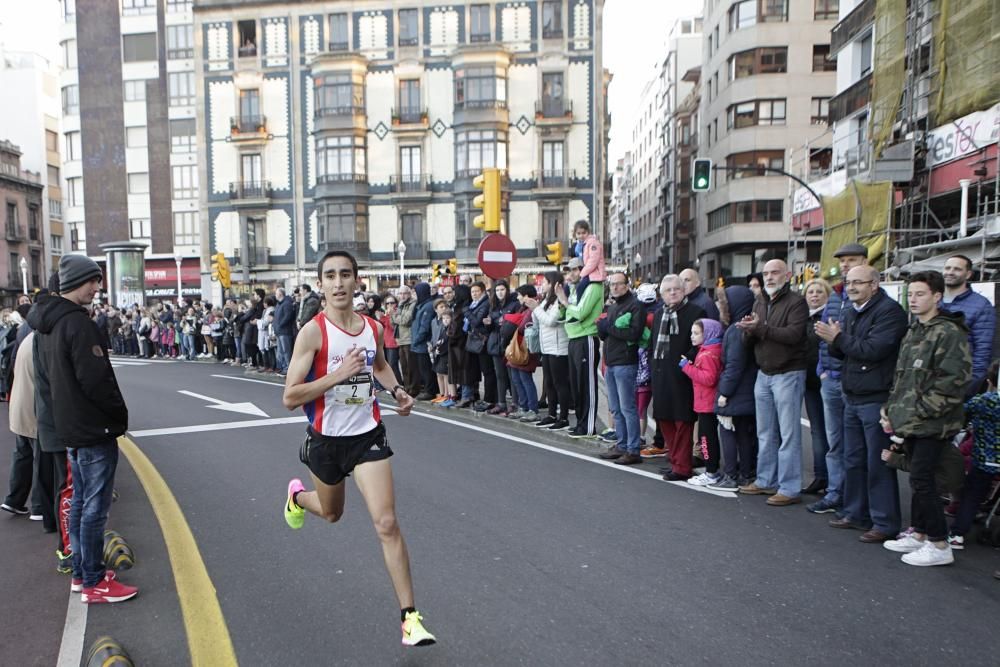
[679,268,720,320]
[273,286,296,375]
[736,259,809,505]
[392,284,417,394]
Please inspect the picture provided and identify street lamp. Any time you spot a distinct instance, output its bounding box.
[634,252,642,272]
[173,250,183,306]
[19,257,27,295]
[397,240,406,287]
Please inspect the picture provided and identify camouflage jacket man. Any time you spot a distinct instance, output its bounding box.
[885,310,971,440]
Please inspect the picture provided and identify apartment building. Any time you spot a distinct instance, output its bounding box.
[0,141,45,305]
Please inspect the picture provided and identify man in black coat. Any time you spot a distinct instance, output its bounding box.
[30,255,137,603]
[647,274,705,481]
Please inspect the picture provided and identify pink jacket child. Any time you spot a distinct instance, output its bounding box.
[573,221,606,283]
[680,319,724,413]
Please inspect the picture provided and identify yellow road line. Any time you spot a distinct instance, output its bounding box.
[119,436,238,666]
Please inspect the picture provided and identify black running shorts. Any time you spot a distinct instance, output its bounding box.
[299,422,393,485]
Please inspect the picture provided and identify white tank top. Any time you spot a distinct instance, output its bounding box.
[303,313,382,438]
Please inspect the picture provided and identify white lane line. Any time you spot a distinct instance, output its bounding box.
[211,374,285,387]
[56,592,87,667]
[131,416,308,438]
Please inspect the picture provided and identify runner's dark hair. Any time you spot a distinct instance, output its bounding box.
[316,250,359,279]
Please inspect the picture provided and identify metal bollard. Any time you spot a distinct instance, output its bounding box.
[86,636,134,667]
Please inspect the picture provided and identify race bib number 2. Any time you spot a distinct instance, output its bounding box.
[333,372,373,406]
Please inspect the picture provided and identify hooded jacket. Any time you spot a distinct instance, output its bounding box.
[596,290,644,366]
[532,299,569,356]
[687,285,721,321]
[681,319,723,413]
[409,282,435,354]
[273,294,296,336]
[391,293,416,346]
[717,286,758,417]
[27,295,128,448]
[817,282,846,378]
[886,310,971,440]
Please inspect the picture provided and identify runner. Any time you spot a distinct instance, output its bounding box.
[281,250,436,647]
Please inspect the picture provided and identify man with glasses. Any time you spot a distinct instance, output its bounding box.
[815,265,908,543]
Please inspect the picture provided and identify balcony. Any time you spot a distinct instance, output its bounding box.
[315,105,365,118]
[455,237,483,261]
[455,99,506,111]
[828,73,872,125]
[389,174,429,193]
[317,173,367,185]
[233,246,270,267]
[327,41,350,52]
[237,44,257,58]
[230,115,267,136]
[533,169,576,189]
[317,239,370,261]
[5,224,24,243]
[831,0,875,55]
[7,272,22,290]
[534,99,573,125]
[400,241,427,260]
[391,106,428,126]
[228,180,272,201]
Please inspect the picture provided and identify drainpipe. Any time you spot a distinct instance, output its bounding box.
[958,178,972,238]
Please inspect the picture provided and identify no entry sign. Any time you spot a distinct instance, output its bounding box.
[476,233,517,280]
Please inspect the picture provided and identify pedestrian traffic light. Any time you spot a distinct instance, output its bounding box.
[692,158,713,192]
[472,168,502,233]
[447,258,458,275]
[432,263,441,282]
[545,241,563,266]
[804,265,815,282]
[211,252,231,289]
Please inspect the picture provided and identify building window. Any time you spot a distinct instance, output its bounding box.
[70,223,83,251]
[725,150,785,179]
[813,45,836,72]
[397,79,421,120]
[815,0,839,20]
[61,85,78,115]
[729,1,757,31]
[167,25,194,59]
[455,129,507,177]
[541,72,565,116]
[122,0,156,15]
[123,80,146,102]
[736,199,782,223]
[128,172,149,194]
[859,33,873,76]
[48,166,60,186]
[329,13,349,50]
[51,234,64,254]
[315,74,363,115]
[470,4,490,42]
[46,130,58,152]
[401,213,423,245]
[126,126,147,148]
[727,99,786,129]
[398,9,418,46]
[171,164,198,199]
[454,197,483,241]
[67,177,83,207]
[173,211,198,246]
[170,119,196,152]
[129,218,151,239]
[168,72,195,106]
[29,250,40,287]
[729,47,787,80]
[166,0,192,13]
[455,67,506,109]
[238,20,258,57]
[541,141,564,185]
[400,145,422,184]
[319,202,368,245]
[240,153,262,185]
[62,0,76,20]
[542,209,563,240]
[760,0,788,22]
[811,97,830,124]
[316,135,367,182]
[122,33,157,62]
[28,207,40,241]
[61,39,76,69]
[542,1,562,38]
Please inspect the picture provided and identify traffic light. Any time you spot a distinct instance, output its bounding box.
[692,158,713,192]
[472,168,502,233]
[447,258,458,275]
[804,266,815,282]
[432,263,441,282]
[545,241,563,266]
[211,252,231,289]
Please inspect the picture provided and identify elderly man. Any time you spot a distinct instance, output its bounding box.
[941,254,996,394]
[816,265,908,542]
[679,268,720,320]
[648,274,705,480]
[391,284,417,394]
[737,259,809,505]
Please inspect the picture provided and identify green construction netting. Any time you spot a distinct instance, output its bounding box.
[870,0,906,160]
[934,0,1000,124]
[820,181,893,279]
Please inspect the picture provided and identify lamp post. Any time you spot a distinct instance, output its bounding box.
[397,240,406,287]
[19,257,27,295]
[633,252,642,281]
[173,250,183,306]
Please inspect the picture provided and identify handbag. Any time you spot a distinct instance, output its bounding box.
[524,322,541,354]
[505,332,529,366]
[466,330,486,354]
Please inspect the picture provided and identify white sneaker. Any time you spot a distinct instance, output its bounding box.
[947,534,964,550]
[884,534,926,553]
[687,472,720,487]
[901,541,954,567]
[29,514,43,521]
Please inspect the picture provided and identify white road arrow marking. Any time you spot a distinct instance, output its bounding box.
[177,390,269,417]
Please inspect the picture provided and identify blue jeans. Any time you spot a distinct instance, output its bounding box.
[235,336,243,362]
[605,364,641,454]
[510,369,538,412]
[277,334,293,372]
[820,376,846,505]
[841,399,901,534]
[68,440,119,588]
[804,385,828,479]
[753,370,805,497]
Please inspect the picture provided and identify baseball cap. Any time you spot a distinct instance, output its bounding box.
[635,283,657,304]
[567,257,583,269]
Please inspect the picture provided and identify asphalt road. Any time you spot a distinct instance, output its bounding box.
[4,356,1000,665]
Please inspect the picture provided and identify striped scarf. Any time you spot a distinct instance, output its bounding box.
[653,298,687,360]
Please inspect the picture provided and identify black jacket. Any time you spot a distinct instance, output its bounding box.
[648,299,705,422]
[27,295,128,448]
[597,291,644,366]
[829,288,909,404]
[716,286,758,417]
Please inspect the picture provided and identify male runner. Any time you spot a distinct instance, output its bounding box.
[281,250,436,647]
